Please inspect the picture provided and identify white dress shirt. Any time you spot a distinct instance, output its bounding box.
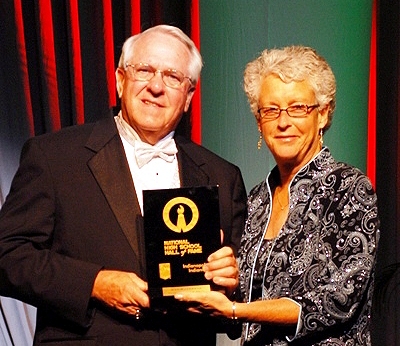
[115,113,180,214]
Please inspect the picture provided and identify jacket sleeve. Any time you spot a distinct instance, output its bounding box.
[290,170,380,340]
[0,138,101,328]
[223,165,247,255]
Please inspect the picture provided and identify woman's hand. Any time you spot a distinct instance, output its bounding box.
[174,290,232,318]
[203,246,238,294]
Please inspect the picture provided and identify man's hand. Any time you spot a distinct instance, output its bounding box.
[203,246,238,295]
[91,270,149,315]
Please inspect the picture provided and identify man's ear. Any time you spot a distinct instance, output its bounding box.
[115,68,125,98]
[184,87,196,112]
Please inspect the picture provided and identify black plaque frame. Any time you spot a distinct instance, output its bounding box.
[143,186,220,308]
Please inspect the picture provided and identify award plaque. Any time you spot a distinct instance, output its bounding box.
[143,185,220,308]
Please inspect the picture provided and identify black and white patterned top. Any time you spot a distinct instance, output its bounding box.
[238,148,380,346]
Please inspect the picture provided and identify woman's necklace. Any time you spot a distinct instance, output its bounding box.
[275,187,289,211]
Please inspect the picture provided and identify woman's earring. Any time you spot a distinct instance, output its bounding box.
[257,132,263,150]
[319,128,324,147]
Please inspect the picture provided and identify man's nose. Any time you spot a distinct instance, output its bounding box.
[146,71,165,92]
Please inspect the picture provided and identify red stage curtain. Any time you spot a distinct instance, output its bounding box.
[0,2,200,344]
[1,0,200,139]
[367,0,377,187]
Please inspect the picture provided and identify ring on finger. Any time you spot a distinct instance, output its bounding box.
[135,308,143,320]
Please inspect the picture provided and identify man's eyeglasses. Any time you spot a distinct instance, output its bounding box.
[257,104,319,120]
[125,62,192,89]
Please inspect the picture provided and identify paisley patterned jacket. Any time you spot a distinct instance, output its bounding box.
[238,148,380,346]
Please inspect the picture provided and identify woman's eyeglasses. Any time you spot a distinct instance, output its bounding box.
[258,104,319,120]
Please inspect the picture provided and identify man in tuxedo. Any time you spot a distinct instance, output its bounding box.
[0,25,246,345]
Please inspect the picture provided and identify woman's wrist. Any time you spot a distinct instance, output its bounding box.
[222,299,237,320]
[229,301,243,324]
[231,301,238,320]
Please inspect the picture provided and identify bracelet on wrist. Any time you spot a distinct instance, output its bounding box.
[232,301,238,320]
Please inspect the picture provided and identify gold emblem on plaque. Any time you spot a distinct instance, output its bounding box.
[159,263,171,280]
[162,197,199,233]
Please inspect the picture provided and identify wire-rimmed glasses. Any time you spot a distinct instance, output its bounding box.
[125,62,192,89]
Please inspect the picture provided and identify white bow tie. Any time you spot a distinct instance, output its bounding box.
[135,139,178,168]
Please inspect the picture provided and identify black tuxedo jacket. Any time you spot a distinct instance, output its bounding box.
[0,117,246,345]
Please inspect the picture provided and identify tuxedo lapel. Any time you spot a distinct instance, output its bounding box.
[176,137,210,187]
[83,128,210,276]
[85,119,146,275]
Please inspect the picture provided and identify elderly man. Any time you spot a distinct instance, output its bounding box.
[0,25,246,345]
